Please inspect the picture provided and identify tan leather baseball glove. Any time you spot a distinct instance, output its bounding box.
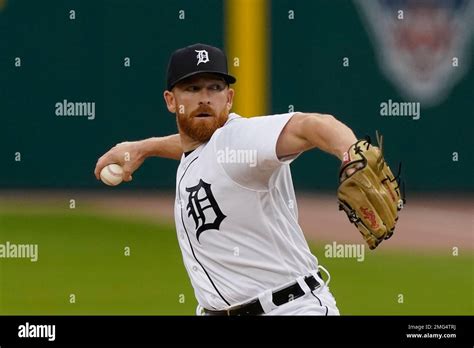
[337,132,405,249]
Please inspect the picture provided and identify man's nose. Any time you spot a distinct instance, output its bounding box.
[198,89,211,105]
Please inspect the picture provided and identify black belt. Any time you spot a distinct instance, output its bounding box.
[204,272,323,316]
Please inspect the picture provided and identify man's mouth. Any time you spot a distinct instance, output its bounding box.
[196,112,212,118]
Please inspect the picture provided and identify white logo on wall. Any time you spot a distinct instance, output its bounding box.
[355,0,474,107]
[195,49,210,65]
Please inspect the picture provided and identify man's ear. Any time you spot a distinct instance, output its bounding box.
[163,90,176,113]
[226,88,235,110]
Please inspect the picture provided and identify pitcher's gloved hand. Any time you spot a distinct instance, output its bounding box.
[337,132,405,250]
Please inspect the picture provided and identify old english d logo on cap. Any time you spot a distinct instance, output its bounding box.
[195,50,210,65]
[166,43,236,90]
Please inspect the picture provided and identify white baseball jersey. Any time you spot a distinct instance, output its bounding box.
[174,112,320,310]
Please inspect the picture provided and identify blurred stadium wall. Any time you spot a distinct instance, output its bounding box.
[0,0,472,192]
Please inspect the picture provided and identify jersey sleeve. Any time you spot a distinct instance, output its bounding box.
[215,112,301,190]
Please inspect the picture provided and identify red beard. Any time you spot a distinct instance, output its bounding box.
[177,105,229,142]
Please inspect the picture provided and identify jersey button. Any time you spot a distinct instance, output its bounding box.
[192,266,198,272]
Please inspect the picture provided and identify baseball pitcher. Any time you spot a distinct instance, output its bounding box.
[95,43,403,315]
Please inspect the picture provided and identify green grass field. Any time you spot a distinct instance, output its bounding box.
[0,206,472,315]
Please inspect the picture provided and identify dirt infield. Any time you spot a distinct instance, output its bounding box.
[1,190,472,251]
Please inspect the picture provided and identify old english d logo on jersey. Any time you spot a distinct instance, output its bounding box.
[355,0,474,107]
[186,179,226,242]
[195,49,210,65]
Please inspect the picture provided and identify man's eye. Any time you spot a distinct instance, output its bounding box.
[210,84,223,91]
[187,86,200,92]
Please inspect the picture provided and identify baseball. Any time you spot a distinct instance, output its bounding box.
[100,164,124,186]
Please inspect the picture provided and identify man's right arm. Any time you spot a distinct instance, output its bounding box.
[142,134,183,160]
[94,134,182,182]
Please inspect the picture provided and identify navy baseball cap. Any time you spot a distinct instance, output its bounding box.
[166,43,236,90]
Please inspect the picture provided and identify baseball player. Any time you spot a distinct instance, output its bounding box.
[95,43,402,315]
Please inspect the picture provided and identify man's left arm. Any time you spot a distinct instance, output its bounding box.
[279,112,404,250]
[276,112,357,161]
